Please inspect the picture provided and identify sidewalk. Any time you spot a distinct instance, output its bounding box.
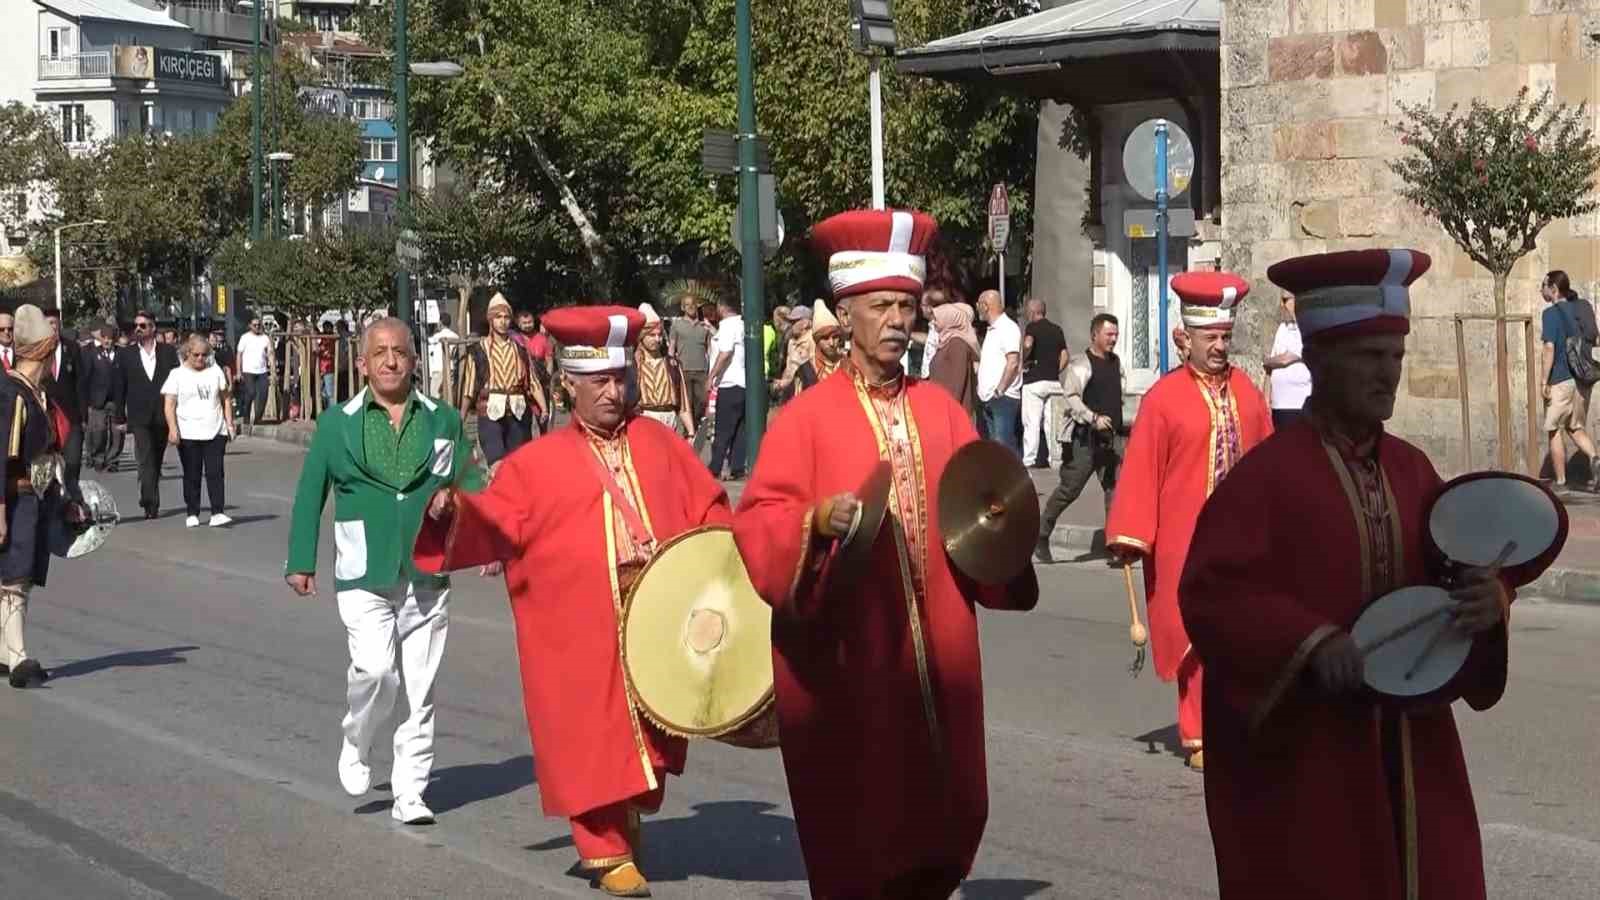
[252,419,1600,604]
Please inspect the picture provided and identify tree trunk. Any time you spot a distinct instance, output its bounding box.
[523,136,612,293]
[455,279,471,335]
[1493,271,1513,470]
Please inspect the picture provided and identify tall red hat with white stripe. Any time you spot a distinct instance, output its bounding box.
[1171,270,1250,330]
[1267,248,1430,343]
[810,209,939,299]
[542,305,645,373]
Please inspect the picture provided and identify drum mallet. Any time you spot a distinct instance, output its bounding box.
[1122,562,1148,677]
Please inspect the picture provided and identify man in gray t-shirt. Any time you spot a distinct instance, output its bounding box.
[669,294,715,424]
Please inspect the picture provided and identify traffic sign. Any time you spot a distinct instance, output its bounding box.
[731,174,785,261]
[1122,119,1195,201]
[701,129,772,175]
[987,183,1011,251]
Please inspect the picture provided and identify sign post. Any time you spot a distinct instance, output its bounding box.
[1122,118,1193,373]
[987,183,1011,305]
[1155,120,1170,373]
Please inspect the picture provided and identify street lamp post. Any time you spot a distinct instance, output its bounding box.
[243,0,263,241]
[269,151,295,238]
[850,1,897,209]
[54,219,107,313]
[394,0,411,327]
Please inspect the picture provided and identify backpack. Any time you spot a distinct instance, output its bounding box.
[1556,299,1600,386]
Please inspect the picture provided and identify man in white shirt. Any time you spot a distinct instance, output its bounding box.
[976,290,1023,455]
[1264,293,1312,428]
[427,313,459,398]
[235,316,274,426]
[0,312,13,369]
[706,296,747,480]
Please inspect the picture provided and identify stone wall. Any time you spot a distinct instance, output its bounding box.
[1220,0,1600,473]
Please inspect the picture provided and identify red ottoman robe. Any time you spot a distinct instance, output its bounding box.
[414,416,731,818]
[732,369,1037,898]
[1179,420,1532,900]
[1106,365,1272,745]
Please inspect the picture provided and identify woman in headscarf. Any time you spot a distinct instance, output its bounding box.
[927,302,980,421]
[0,305,76,688]
[773,305,815,402]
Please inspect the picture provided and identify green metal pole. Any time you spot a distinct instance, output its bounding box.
[735,0,766,470]
[250,1,262,242]
[394,0,412,327]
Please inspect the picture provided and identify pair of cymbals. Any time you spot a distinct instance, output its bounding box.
[836,461,892,582]
[939,440,1040,585]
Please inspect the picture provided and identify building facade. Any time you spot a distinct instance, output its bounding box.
[1220,0,1600,469]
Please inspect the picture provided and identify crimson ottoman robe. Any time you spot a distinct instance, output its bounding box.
[1179,420,1535,900]
[732,368,1037,899]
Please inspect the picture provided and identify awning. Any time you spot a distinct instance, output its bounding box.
[896,0,1219,105]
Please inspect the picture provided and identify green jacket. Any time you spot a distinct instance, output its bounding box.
[286,387,467,593]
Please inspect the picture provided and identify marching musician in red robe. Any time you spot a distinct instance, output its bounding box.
[1106,271,1273,770]
[1180,249,1527,900]
[414,305,730,898]
[732,209,1038,900]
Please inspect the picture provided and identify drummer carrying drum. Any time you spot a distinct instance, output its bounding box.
[414,304,731,898]
[1179,249,1554,900]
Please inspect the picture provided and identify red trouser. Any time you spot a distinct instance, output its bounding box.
[1177,653,1204,751]
[571,783,664,869]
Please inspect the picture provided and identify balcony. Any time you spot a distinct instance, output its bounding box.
[166,2,257,44]
[38,52,112,80]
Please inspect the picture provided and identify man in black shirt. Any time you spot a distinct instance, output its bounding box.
[1036,313,1124,564]
[1021,297,1068,468]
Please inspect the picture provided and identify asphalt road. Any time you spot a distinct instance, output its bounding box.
[1,436,1597,899]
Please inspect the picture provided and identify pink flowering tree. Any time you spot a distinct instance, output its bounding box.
[1391,87,1600,467]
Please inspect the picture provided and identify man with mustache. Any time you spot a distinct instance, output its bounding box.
[1180,249,1525,899]
[1106,271,1273,771]
[732,209,1038,899]
[414,305,730,897]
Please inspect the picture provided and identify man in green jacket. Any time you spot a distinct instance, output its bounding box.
[285,317,468,826]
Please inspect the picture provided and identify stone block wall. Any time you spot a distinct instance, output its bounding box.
[1220,0,1600,472]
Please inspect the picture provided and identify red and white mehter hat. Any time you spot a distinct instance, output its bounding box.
[1268,249,1430,342]
[542,305,645,373]
[1171,271,1250,330]
[810,209,939,299]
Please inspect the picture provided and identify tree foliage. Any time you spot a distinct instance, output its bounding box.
[214,230,397,322]
[0,102,69,249]
[366,0,1050,306]
[1391,88,1600,277]
[408,176,540,322]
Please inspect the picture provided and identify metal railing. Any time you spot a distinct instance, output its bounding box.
[38,52,111,80]
[253,333,485,423]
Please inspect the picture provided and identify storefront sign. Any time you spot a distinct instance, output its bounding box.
[154,48,224,87]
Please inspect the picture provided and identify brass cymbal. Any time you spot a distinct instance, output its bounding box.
[838,460,892,579]
[938,440,1040,584]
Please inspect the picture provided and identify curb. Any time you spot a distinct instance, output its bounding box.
[1043,524,1600,606]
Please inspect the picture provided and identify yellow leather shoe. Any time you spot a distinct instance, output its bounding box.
[595,862,651,897]
[1187,749,1205,772]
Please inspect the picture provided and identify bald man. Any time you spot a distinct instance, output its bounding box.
[976,290,1023,455]
[1020,296,1068,468]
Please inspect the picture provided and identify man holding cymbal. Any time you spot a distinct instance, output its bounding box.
[1180,249,1534,900]
[732,208,1038,899]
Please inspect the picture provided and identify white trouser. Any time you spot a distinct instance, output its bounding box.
[0,584,29,668]
[337,583,450,800]
[1022,380,1065,467]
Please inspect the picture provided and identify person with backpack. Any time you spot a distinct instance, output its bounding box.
[1540,269,1600,494]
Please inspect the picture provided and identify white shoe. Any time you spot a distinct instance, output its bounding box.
[337,738,371,797]
[391,795,435,825]
[209,513,233,528]
[185,516,200,528]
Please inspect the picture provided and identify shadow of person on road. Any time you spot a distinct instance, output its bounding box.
[960,878,1055,899]
[49,645,199,680]
[210,513,278,528]
[1134,723,1184,759]
[525,800,806,884]
[425,754,536,814]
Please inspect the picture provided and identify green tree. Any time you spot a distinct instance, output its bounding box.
[1391,88,1600,468]
[0,102,70,264]
[408,178,539,325]
[214,230,396,323]
[365,0,1046,302]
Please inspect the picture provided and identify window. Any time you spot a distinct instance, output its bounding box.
[59,104,86,143]
[46,27,72,61]
[351,98,391,121]
[141,101,160,134]
[361,138,397,162]
[7,194,26,218]
[175,108,194,133]
[117,103,130,137]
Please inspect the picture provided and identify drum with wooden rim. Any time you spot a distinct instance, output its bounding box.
[1352,472,1566,703]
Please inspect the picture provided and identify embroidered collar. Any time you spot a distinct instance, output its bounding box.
[575,413,630,444]
[1187,364,1232,391]
[853,366,905,399]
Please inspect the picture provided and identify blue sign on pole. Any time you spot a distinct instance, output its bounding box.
[1155,120,1170,374]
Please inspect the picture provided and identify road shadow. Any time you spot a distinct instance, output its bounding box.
[1133,723,1184,758]
[49,645,198,680]
[425,755,536,814]
[209,513,278,528]
[525,800,806,884]
[961,878,1055,899]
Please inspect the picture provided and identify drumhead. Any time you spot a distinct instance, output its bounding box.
[622,526,774,739]
[1427,472,1566,587]
[1351,586,1472,699]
